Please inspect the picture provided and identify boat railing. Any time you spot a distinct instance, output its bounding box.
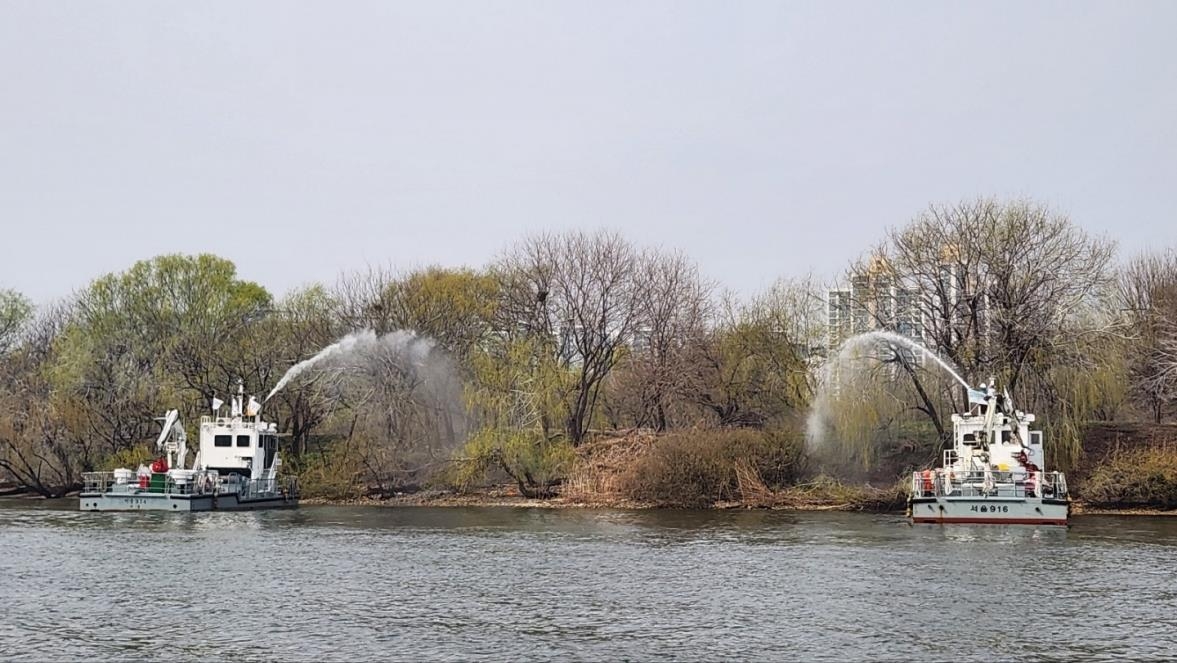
[200,415,266,427]
[224,475,298,499]
[237,476,274,500]
[84,469,298,500]
[81,470,221,496]
[82,472,115,493]
[911,470,1067,499]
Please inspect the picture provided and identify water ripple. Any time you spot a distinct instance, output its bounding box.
[1,502,1176,661]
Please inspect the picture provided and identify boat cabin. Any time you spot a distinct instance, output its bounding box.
[948,409,1046,476]
[199,416,280,480]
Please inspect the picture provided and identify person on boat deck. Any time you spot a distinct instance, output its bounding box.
[921,469,935,495]
[1014,450,1048,496]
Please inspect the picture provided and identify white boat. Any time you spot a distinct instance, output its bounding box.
[80,381,298,512]
[908,380,1069,525]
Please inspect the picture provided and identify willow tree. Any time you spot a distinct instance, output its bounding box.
[69,254,272,402]
[457,336,575,498]
[319,266,501,488]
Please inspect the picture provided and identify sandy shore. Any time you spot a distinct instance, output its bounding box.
[299,488,654,510]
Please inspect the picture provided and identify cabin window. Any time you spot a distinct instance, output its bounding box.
[214,435,231,447]
[236,435,251,448]
[1001,431,1012,443]
[962,433,976,443]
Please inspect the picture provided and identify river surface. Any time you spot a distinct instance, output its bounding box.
[1,501,1176,661]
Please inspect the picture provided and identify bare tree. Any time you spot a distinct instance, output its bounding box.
[494,230,644,444]
[844,199,1115,420]
[1119,249,1177,422]
[683,281,819,428]
[618,249,712,431]
[331,264,399,334]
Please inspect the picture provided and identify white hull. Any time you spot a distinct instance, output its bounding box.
[910,497,1068,525]
[80,491,297,512]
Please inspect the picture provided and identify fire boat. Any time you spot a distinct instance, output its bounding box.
[80,382,298,512]
[908,380,1069,526]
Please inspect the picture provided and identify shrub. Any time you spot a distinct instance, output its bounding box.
[1083,446,1177,509]
[293,444,364,501]
[619,428,806,508]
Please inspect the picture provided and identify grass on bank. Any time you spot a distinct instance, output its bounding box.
[1082,445,1177,510]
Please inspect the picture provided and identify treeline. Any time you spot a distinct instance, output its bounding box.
[1,197,1176,505]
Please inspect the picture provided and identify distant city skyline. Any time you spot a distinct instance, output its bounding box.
[2,1,1175,304]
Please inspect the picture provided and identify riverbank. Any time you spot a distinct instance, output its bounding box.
[297,485,1177,516]
[5,486,1176,516]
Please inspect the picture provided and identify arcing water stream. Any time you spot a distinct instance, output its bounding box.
[806,331,971,449]
[265,330,377,401]
[836,331,969,390]
[265,329,437,402]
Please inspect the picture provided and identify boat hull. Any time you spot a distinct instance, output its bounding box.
[79,491,297,512]
[909,496,1068,525]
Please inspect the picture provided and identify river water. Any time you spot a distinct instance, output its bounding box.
[1,501,1175,661]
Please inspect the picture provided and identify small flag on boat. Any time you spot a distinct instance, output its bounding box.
[245,396,260,417]
[211,396,224,413]
[967,388,988,404]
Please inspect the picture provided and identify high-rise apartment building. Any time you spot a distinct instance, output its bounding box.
[826,256,923,351]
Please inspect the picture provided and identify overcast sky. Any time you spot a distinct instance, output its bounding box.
[2,1,1174,303]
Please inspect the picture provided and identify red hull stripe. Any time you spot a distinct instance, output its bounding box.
[912,517,1067,525]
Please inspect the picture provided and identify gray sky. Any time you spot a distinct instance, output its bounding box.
[2,1,1175,303]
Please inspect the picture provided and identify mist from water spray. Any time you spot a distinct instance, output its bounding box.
[806,331,971,450]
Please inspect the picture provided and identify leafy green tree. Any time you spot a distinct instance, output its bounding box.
[0,303,88,496]
[0,289,33,355]
[382,267,500,360]
[78,254,272,399]
[47,255,271,465]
